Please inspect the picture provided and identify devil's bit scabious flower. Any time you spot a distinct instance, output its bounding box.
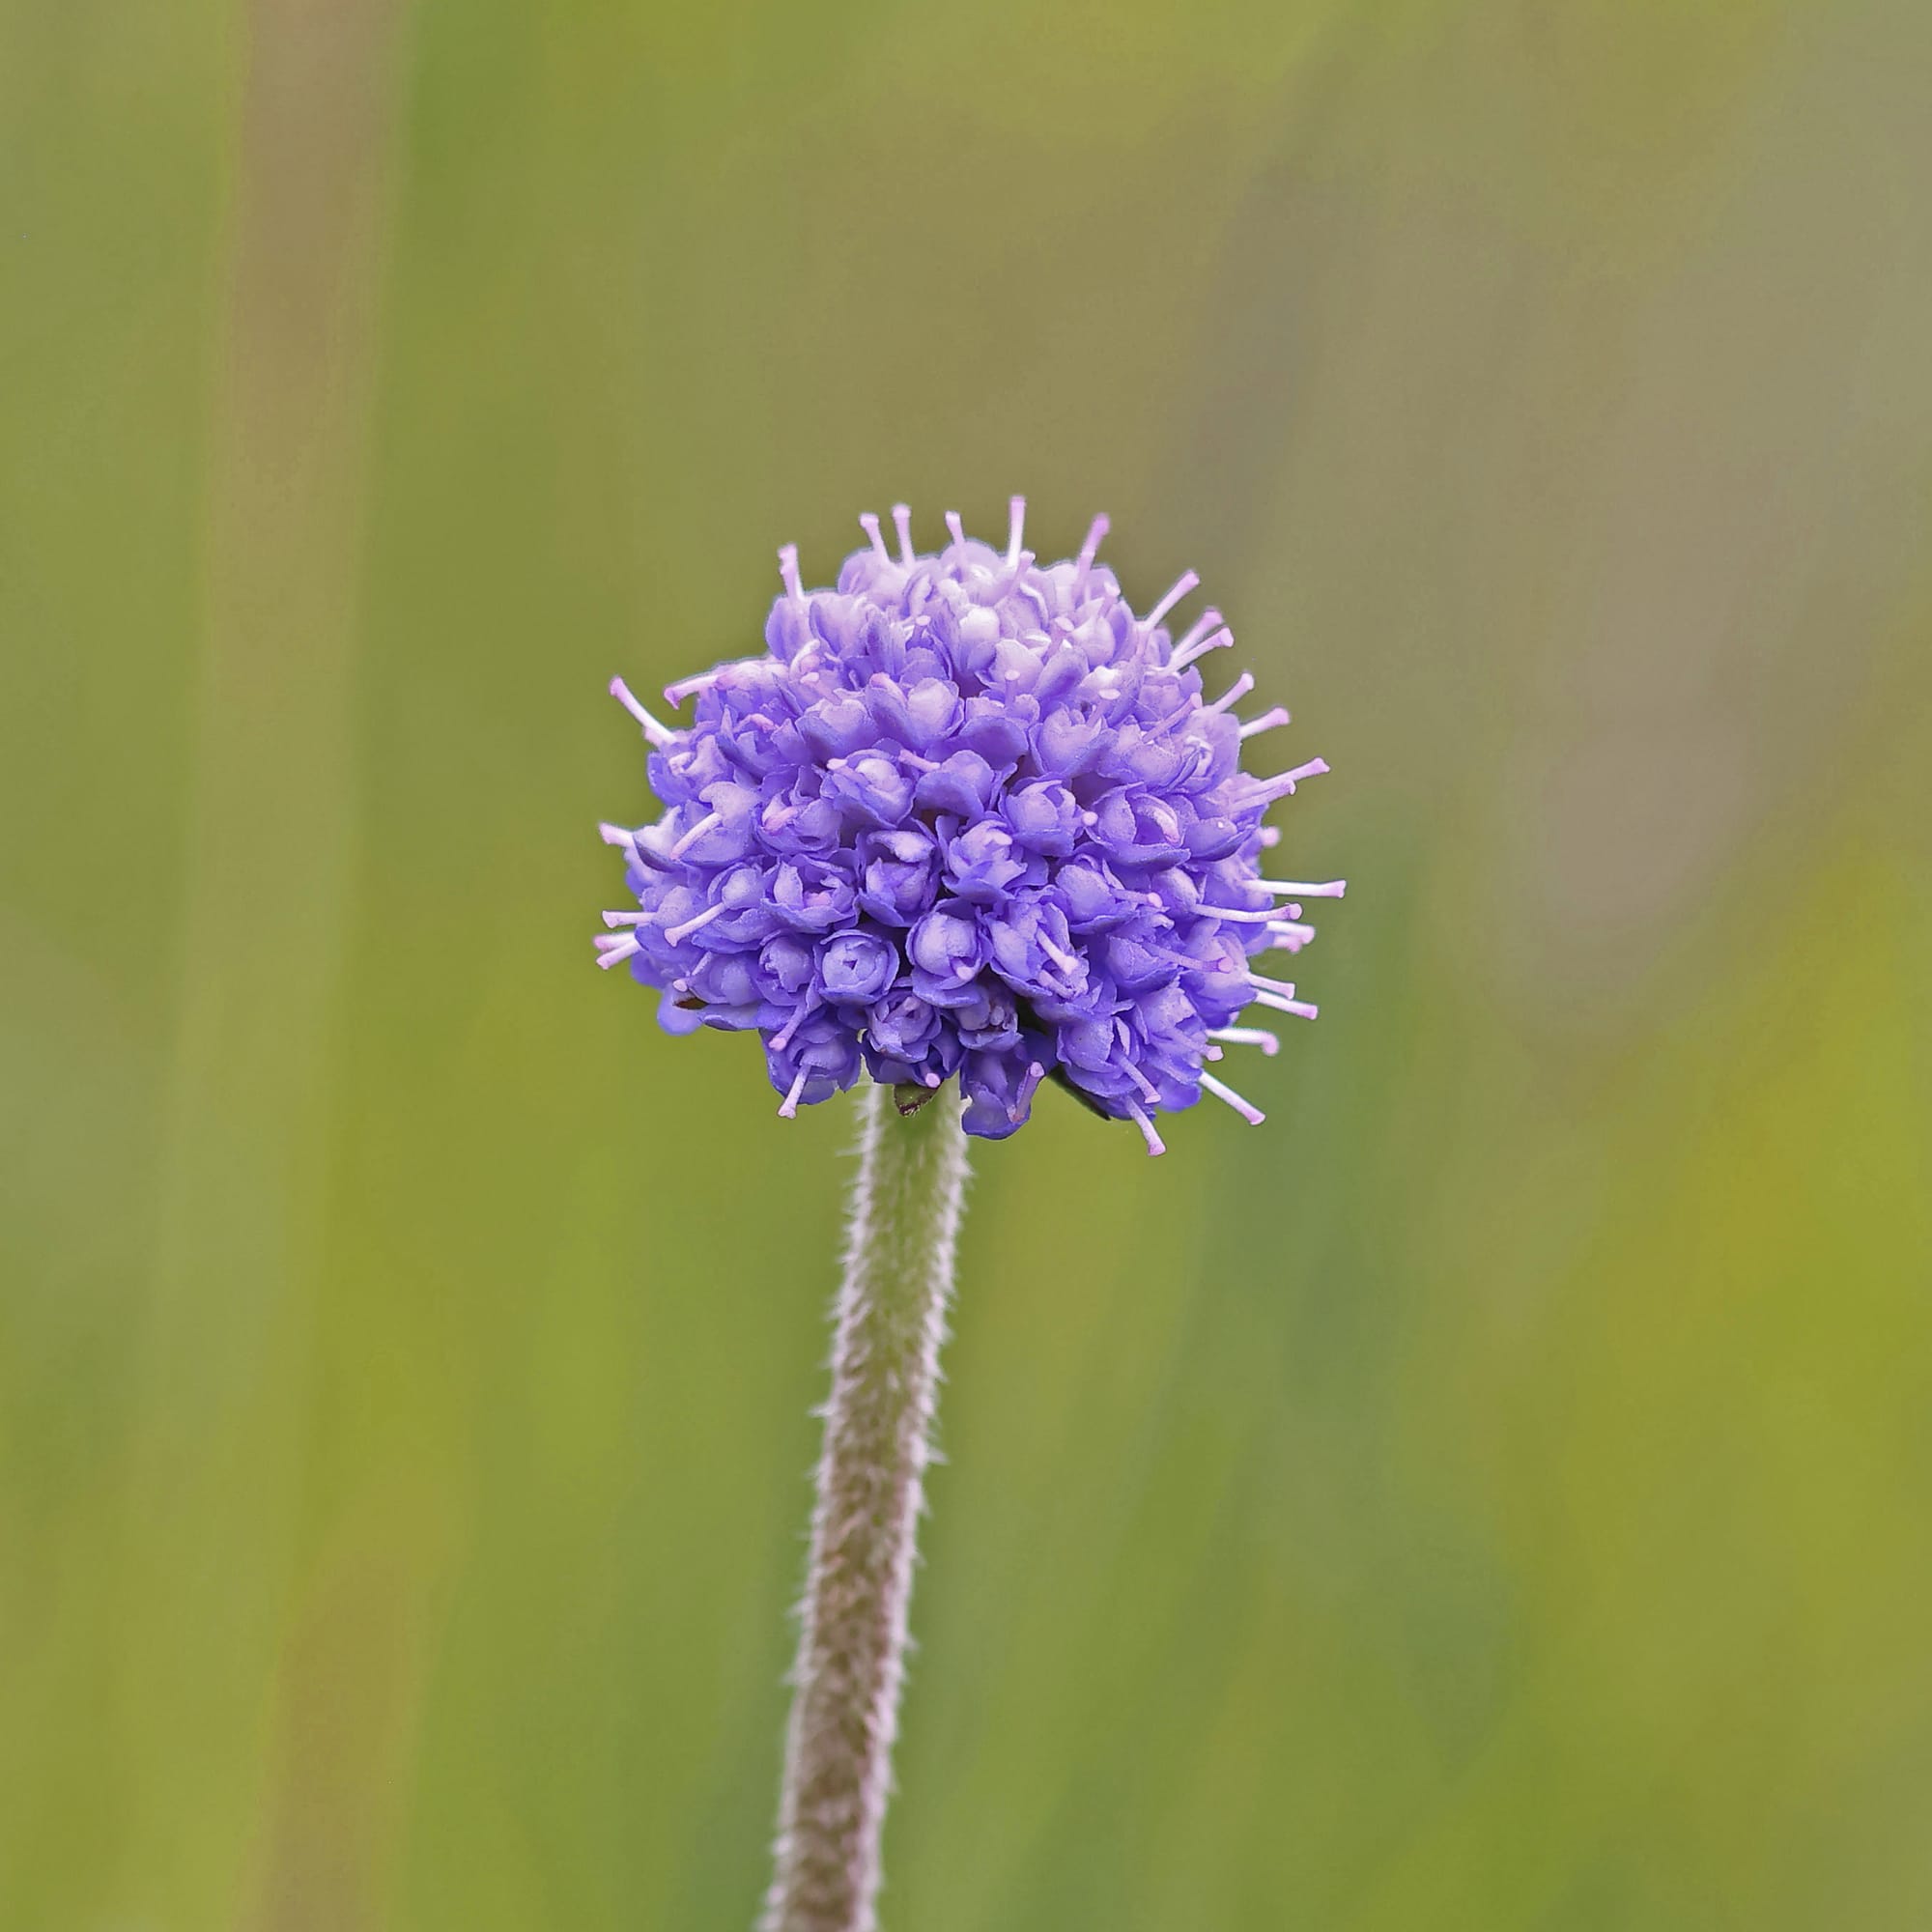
[596,503,1344,1932]
[596,501,1341,1155]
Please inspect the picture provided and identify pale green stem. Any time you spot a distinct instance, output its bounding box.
[760,1081,972,1932]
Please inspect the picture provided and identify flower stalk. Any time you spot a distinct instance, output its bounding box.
[761,1079,971,1932]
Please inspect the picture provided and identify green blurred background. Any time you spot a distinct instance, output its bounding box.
[5,0,1931,1925]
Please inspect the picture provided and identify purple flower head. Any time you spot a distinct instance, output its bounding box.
[596,501,1344,1153]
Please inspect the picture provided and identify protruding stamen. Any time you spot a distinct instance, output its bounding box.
[1123,1060,1160,1101]
[1125,1102,1166,1157]
[663,903,726,945]
[1141,569,1200,637]
[892,503,915,567]
[1173,607,1224,658]
[1147,696,1205,739]
[664,669,720,706]
[1257,826,1282,848]
[1013,1061,1046,1118]
[1210,1026,1280,1056]
[779,543,805,605]
[778,1068,810,1119]
[1075,513,1110,582]
[1256,878,1347,898]
[860,511,890,563]
[1039,931,1081,977]
[1171,626,1233,671]
[1199,1070,1265,1124]
[599,821,639,852]
[610,676,673,747]
[594,935,640,971]
[668,810,724,860]
[1205,901,1295,923]
[944,510,968,555]
[1249,988,1320,1019]
[1006,497,1027,568]
[601,910,650,928]
[769,998,815,1053]
[1237,756,1329,805]
[1203,673,1256,716]
[1238,706,1293,740]
[1261,920,1318,953]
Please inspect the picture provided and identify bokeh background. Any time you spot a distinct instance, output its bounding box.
[5,0,1931,1926]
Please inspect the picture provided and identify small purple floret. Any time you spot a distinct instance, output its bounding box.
[596,501,1343,1151]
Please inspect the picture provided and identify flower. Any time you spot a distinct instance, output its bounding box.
[595,502,1343,1153]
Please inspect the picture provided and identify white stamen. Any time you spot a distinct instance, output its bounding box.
[610,676,673,747]
[770,998,815,1052]
[1261,921,1318,953]
[945,511,968,554]
[1203,673,1257,716]
[1007,497,1026,568]
[1141,569,1200,636]
[1199,1070,1265,1124]
[778,1068,810,1119]
[1256,878,1347,898]
[1247,971,1299,998]
[1039,932,1081,976]
[1249,989,1320,1019]
[664,668,721,706]
[664,903,726,945]
[594,935,640,970]
[1125,1102,1166,1157]
[599,821,639,852]
[1123,1060,1160,1101]
[892,503,915,567]
[922,1068,942,1087]
[668,810,724,860]
[1210,1026,1281,1056]
[1204,901,1293,923]
[1013,1062,1046,1118]
[1171,626,1234,672]
[601,910,650,928]
[1173,607,1224,658]
[860,511,890,563]
[1147,697,1205,739]
[1075,513,1109,582]
[779,543,805,605]
[1238,706,1293,740]
[1238,756,1329,805]
[1257,826,1282,848]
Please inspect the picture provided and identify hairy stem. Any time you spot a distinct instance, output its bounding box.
[761,1081,971,1932]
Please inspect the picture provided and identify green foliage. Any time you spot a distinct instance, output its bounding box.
[3,0,1929,1925]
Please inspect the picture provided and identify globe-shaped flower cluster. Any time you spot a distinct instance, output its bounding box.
[595,502,1342,1153]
